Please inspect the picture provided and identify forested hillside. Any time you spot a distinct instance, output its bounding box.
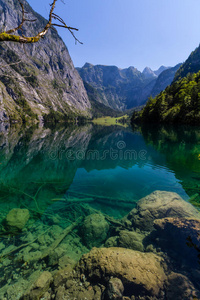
[132,71,200,125]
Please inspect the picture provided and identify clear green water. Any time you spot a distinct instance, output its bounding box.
[0,123,200,297]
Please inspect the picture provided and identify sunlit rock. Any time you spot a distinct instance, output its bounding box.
[127,190,200,231]
[77,247,166,298]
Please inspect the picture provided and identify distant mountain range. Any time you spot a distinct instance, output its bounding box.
[77,63,181,111]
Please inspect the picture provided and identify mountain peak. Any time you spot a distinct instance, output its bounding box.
[142,67,157,78]
[83,62,94,68]
[154,66,171,76]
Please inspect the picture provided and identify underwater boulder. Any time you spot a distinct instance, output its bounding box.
[81,213,109,248]
[5,208,30,231]
[153,217,200,266]
[127,191,200,231]
[166,272,200,300]
[77,247,167,298]
[118,230,144,252]
[105,236,119,248]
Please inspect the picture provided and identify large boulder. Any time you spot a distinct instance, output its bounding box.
[127,191,200,231]
[81,214,109,248]
[6,208,30,231]
[153,217,200,267]
[77,247,166,298]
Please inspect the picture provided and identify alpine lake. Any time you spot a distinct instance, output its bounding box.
[0,122,200,299]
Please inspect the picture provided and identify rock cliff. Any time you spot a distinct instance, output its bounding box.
[0,0,91,123]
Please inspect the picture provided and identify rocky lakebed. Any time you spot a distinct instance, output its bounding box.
[0,190,199,299]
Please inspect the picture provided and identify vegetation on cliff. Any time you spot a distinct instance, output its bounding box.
[132,71,200,125]
[174,44,200,82]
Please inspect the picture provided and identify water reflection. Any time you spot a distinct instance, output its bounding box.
[141,124,200,207]
[0,123,191,220]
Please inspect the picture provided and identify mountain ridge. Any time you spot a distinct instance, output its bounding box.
[77,63,179,111]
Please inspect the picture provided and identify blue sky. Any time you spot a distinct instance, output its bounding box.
[28,0,200,71]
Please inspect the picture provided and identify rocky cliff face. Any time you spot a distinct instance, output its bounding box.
[77,63,178,111]
[0,0,91,123]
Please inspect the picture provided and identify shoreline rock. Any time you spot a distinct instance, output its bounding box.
[126,190,200,231]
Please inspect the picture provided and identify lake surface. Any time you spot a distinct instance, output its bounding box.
[0,123,200,297]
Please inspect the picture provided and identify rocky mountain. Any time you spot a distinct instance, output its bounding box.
[154,65,170,76]
[0,0,91,123]
[77,63,178,111]
[142,67,157,79]
[150,63,182,98]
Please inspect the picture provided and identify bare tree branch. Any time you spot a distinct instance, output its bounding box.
[0,0,82,44]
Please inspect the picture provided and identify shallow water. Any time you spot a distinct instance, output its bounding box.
[0,123,200,298]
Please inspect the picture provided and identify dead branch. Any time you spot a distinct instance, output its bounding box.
[40,217,83,260]
[0,0,82,44]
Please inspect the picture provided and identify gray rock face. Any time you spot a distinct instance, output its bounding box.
[142,66,157,79]
[77,63,179,111]
[0,0,91,123]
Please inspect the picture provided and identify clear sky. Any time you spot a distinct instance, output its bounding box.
[28,0,200,71]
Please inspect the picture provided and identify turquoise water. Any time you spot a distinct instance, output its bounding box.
[0,123,200,298]
[1,124,199,219]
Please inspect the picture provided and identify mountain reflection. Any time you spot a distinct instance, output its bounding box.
[0,123,194,217]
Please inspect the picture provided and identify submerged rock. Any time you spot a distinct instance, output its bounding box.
[118,230,144,252]
[166,272,200,300]
[103,278,124,300]
[22,271,53,300]
[153,217,200,266]
[6,208,30,231]
[81,214,109,248]
[77,247,166,298]
[127,191,200,231]
[105,236,119,248]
